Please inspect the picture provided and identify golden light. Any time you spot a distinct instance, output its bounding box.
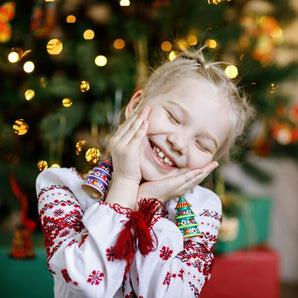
[76,140,87,155]
[83,29,95,40]
[62,98,72,107]
[51,163,61,168]
[161,41,172,52]
[13,119,29,135]
[177,39,189,51]
[113,38,125,49]
[187,34,198,46]
[205,39,218,49]
[168,51,178,61]
[47,39,63,55]
[37,160,48,171]
[95,55,107,67]
[269,83,278,94]
[66,15,76,23]
[276,127,291,145]
[40,77,47,88]
[23,61,35,73]
[25,89,35,101]
[120,0,130,7]
[8,51,19,63]
[85,148,101,164]
[80,81,90,92]
[224,65,238,79]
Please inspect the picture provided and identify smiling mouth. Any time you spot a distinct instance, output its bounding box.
[150,141,177,167]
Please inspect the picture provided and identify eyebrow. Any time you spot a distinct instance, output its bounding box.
[167,100,219,150]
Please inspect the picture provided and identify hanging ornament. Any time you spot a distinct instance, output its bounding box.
[30,0,56,38]
[0,2,15,43]
[82,158,112,199]
[175,196,201,238]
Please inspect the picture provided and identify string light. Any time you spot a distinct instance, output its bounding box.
[75,140,87,155]
[51,163,61,168]
[66,15,76,23]
[80,81,90,92]
[224,65,238,79]
[47,39,63,55]
[161,41,172,52]
[205,39,218,49]
[83,29,95,40]
[208,0,231,5]
[113,39,125,49]
[62,98,72,107]
[177,39,189,51]
[25,89,35,101]
[119,0,130,7]
[8,51,19,63]
[168,51,178,61]
[187,34,198,46]
[37,160,48,171]
[270,83,278,94]
[23,61,35,73]
[85,148,101,164]
[13,119,29,135]
[95,55,107,67]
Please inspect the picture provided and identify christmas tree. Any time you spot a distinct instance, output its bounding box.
[0,0,297,225]
[175,195,201,238]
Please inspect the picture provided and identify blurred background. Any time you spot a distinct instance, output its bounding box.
[0,0,297,297]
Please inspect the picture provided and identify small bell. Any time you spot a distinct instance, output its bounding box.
[81,158,112,199]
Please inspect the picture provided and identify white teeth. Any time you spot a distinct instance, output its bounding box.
[158,151,164,158]
[152,144,174,166]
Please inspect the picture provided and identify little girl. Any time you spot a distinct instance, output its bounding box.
[36,48,253,297]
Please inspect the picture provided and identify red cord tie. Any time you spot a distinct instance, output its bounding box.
[114,198,165,266]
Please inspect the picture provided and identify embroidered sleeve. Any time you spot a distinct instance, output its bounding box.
[130,201,222,297]
[37,169,131,297]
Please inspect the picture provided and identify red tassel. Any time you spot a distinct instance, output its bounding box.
[114,220,136,263]
[114,198,165,265]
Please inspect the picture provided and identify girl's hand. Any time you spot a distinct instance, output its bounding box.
[137,161,219,204]
[109,106,150,183]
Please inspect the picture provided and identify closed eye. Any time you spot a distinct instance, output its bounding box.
[195,140,211,153]
[166,109,180,125]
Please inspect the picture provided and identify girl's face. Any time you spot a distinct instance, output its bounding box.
[127,77,233,182]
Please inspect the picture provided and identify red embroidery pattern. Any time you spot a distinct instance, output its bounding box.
[106,246,116,261]
[159,246,173,260]
[61,269,71,283]
[163,272,177,285]
[199,209,222,223]
[87,270,104,285]
[38,185,84,265]
[176,240,214,277]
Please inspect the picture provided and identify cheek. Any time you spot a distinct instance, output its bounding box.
[146,109,165,134]
[188,152,213,169]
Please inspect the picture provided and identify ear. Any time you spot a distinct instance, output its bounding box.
[125,89,144,119]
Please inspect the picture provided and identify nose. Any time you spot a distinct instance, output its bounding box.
[167,134,186,155]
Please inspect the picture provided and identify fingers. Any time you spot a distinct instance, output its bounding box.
[167,161,219,196]
[112,106,150,145]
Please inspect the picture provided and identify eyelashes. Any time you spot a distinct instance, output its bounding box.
[165,107,213,154]
[166,109,181,125]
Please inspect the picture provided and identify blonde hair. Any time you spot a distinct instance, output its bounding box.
[137,47,254,161]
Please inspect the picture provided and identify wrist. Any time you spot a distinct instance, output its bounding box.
[105,174,140,210]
